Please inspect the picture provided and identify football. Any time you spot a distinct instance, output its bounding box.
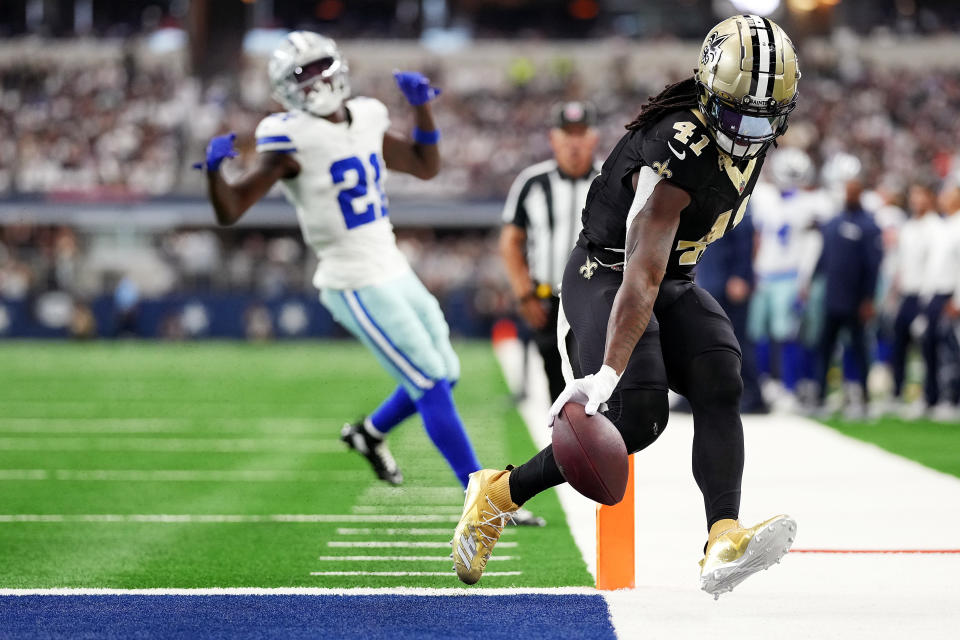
[551,402,629,505]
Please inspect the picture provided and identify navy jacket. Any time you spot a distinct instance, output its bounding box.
[816,207,883,316]
[696,211,756,303]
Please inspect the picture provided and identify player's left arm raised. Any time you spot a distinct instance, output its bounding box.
[382,71,441,180]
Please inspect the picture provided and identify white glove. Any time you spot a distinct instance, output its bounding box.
[548,365,621,425]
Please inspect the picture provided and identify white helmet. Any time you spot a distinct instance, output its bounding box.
[268,31,350,117]
[770,147,815,191]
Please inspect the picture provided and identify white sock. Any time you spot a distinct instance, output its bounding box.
[363,417,385,440]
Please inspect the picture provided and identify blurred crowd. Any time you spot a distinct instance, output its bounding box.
[0,56,187,195]
[3,50,960,200]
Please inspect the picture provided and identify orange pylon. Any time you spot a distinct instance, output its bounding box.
[596,454,635,590]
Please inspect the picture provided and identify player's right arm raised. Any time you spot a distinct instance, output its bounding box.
[199,133,300,226]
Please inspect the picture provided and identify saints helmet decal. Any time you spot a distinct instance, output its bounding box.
[694,15,800,160]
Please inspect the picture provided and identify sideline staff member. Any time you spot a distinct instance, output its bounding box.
[500,101,600,401]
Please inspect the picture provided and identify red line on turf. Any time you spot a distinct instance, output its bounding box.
[792,549,960,554]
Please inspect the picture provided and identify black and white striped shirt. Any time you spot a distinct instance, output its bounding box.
[502,159,600,292]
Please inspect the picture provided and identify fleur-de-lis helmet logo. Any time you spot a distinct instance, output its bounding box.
[701,31,731,67]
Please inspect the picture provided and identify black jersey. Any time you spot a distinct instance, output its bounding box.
[577,108,764,282]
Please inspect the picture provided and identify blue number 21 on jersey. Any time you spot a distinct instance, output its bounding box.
[330,154,389,229]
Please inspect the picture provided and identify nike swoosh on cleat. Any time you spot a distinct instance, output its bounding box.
[667,141,686,160]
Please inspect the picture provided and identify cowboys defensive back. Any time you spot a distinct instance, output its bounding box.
[453,15,800,597]
[198,32,506,507]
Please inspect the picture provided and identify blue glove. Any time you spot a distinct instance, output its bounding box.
[393,71,441,106]
[193,133,238,171]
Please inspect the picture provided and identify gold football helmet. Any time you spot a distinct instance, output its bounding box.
[695,15,800,159]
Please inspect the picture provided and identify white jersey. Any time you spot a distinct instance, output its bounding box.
[921,212,960,298]
[870,203,907,286]
[255,97,410,290]
[751,183,832,279]
[897,212,942,296]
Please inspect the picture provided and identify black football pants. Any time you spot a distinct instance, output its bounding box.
[817,311,870,403]
[891,294,921,399]
[509,246,745,529]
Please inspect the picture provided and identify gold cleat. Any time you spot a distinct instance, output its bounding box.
[699,514,797,599]
[451,469,518,585]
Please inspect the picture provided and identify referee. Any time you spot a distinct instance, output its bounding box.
[500,101,600,401]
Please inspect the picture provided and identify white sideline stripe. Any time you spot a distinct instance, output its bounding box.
[0,469,368,482]
[336,528,459,536]
[0,587,594,596]
[343,290,434,390]
[315,556,514,562]
[328,541,518,549]
[310,572,522,577]
[0,437,342,454]
[0,514,460,524]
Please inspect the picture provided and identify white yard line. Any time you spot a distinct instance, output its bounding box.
[0,437,342,454]
[335,528,479,536]
[0,419,188,434]
[315,556,514,562]
[0,417,334,434]
[0,514,460,524]
[0,470,47,480]
[357,486,465,502]
[350,505,462,514]
[0,587,597,596]
[327,541,518,549]
[0,469,369,482]
[309,572,522,577]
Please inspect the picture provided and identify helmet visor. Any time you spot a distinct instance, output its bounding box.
[294,57,339,87]
[709,99,786,145]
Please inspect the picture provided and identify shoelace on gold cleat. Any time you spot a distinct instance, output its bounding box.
[451,496,517,570]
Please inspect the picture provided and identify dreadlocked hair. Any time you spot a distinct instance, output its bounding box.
[626,77,699,131]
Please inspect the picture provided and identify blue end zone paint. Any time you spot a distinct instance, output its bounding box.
[0,595,617,640]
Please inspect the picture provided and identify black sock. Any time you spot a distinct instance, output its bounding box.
[508,445,565,506]
[686,351,745,528]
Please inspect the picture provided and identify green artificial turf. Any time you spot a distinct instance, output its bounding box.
[0,341,591,589]
[823,416,960,479]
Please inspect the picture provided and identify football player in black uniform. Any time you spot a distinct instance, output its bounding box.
[452,15,801,596]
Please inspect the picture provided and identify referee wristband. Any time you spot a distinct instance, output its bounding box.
[413,127,440,145]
